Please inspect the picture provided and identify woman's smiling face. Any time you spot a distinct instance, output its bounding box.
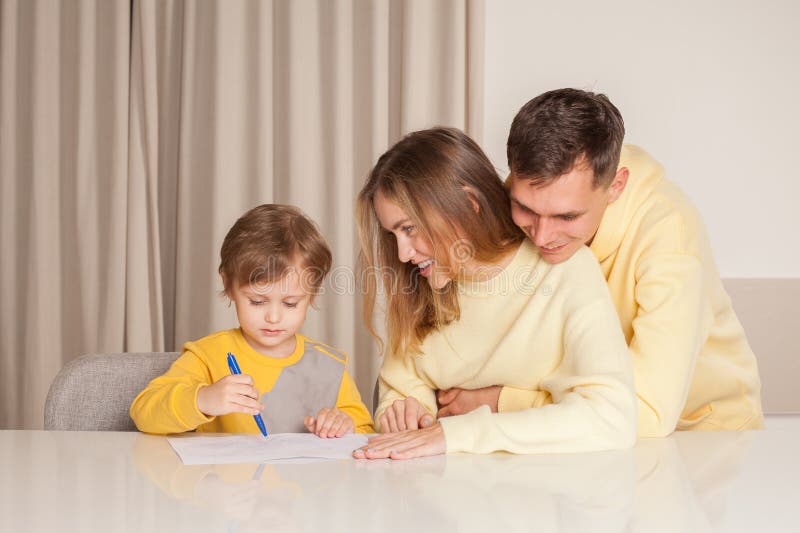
[372,189,452,290]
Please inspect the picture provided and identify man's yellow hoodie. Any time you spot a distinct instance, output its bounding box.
[589,145,764,436]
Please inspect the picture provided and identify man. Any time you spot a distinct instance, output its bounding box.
[437,88,763,437]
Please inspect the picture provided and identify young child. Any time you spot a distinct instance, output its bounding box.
[130,204,373,437]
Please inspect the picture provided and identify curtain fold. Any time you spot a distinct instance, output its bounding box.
[0,0,484,429]
[1,0,132,428]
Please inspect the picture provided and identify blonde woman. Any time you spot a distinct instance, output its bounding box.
[353,127,636,460]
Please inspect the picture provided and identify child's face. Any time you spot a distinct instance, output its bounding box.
[229,269,312,358]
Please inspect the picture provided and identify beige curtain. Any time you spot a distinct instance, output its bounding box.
[1,0,134,429]
[0,0,484,429]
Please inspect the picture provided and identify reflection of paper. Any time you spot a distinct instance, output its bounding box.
[167,433,369,465]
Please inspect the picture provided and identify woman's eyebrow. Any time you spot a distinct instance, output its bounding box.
[391,218,411,231]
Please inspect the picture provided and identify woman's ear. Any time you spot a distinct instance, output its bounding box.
[462,186,480,214]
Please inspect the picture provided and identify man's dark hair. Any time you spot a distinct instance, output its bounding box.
[507,88,625,188]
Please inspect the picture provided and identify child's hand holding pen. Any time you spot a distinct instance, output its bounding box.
[304,407,354,438]
[196,374,264,417]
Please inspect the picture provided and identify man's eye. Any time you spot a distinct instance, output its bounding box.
[560,215,578,221]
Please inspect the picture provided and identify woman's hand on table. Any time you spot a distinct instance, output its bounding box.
[352,423,446,460]
[377,396,435,432]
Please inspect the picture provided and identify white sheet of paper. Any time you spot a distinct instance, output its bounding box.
[167,433,369,465]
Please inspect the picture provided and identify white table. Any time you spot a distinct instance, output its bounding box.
[1,415,798,533]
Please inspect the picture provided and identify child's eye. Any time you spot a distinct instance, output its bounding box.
[402,225,415,235]
[249,299,264,306]
[284,302,298,308]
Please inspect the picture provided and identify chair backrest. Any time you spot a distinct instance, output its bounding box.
[44,352,180,431]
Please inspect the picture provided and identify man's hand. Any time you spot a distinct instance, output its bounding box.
[196,374,263,417]
[436,386,501,417]
[304,407,354,438]
[377,397,435,433]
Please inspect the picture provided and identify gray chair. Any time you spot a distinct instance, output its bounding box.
[44,352,180,431]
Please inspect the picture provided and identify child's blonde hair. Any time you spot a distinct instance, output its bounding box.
[219,204,332,297]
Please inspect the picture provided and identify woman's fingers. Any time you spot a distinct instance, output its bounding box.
[404,398,421,429]
[419,413,435,428]
[353,424,446,460]
[392,399,408,430]
[384,403,399,432]
[388,441,437,460]
[378,397,436,433]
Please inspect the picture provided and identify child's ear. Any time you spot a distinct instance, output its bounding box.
[220,271,233,300]
[308,292,318,309]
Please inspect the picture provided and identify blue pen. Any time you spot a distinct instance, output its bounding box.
[227,352,268,437]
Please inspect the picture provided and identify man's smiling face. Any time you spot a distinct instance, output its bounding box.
[508,160,628,264]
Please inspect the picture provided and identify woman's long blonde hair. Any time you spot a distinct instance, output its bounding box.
[356,127,524,357]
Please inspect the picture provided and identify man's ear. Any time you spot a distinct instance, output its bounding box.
[462,186,481,214]
[607,167,629,204]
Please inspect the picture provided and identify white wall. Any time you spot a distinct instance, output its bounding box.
[484,0,800,278]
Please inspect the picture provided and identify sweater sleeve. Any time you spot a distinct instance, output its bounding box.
[629,252,713,437]
[335,370,375,434]
[439,299,637,454]
[497,386,551,412]
[129,347,215,434]
[499,252,714,438]
[374,352,437,432]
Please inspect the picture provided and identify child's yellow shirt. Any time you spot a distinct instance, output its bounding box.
[130,329,374,434]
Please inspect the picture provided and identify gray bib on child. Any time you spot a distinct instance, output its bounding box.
[258,341,345,433]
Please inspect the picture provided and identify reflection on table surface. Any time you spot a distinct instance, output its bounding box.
[1,415,798,533]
